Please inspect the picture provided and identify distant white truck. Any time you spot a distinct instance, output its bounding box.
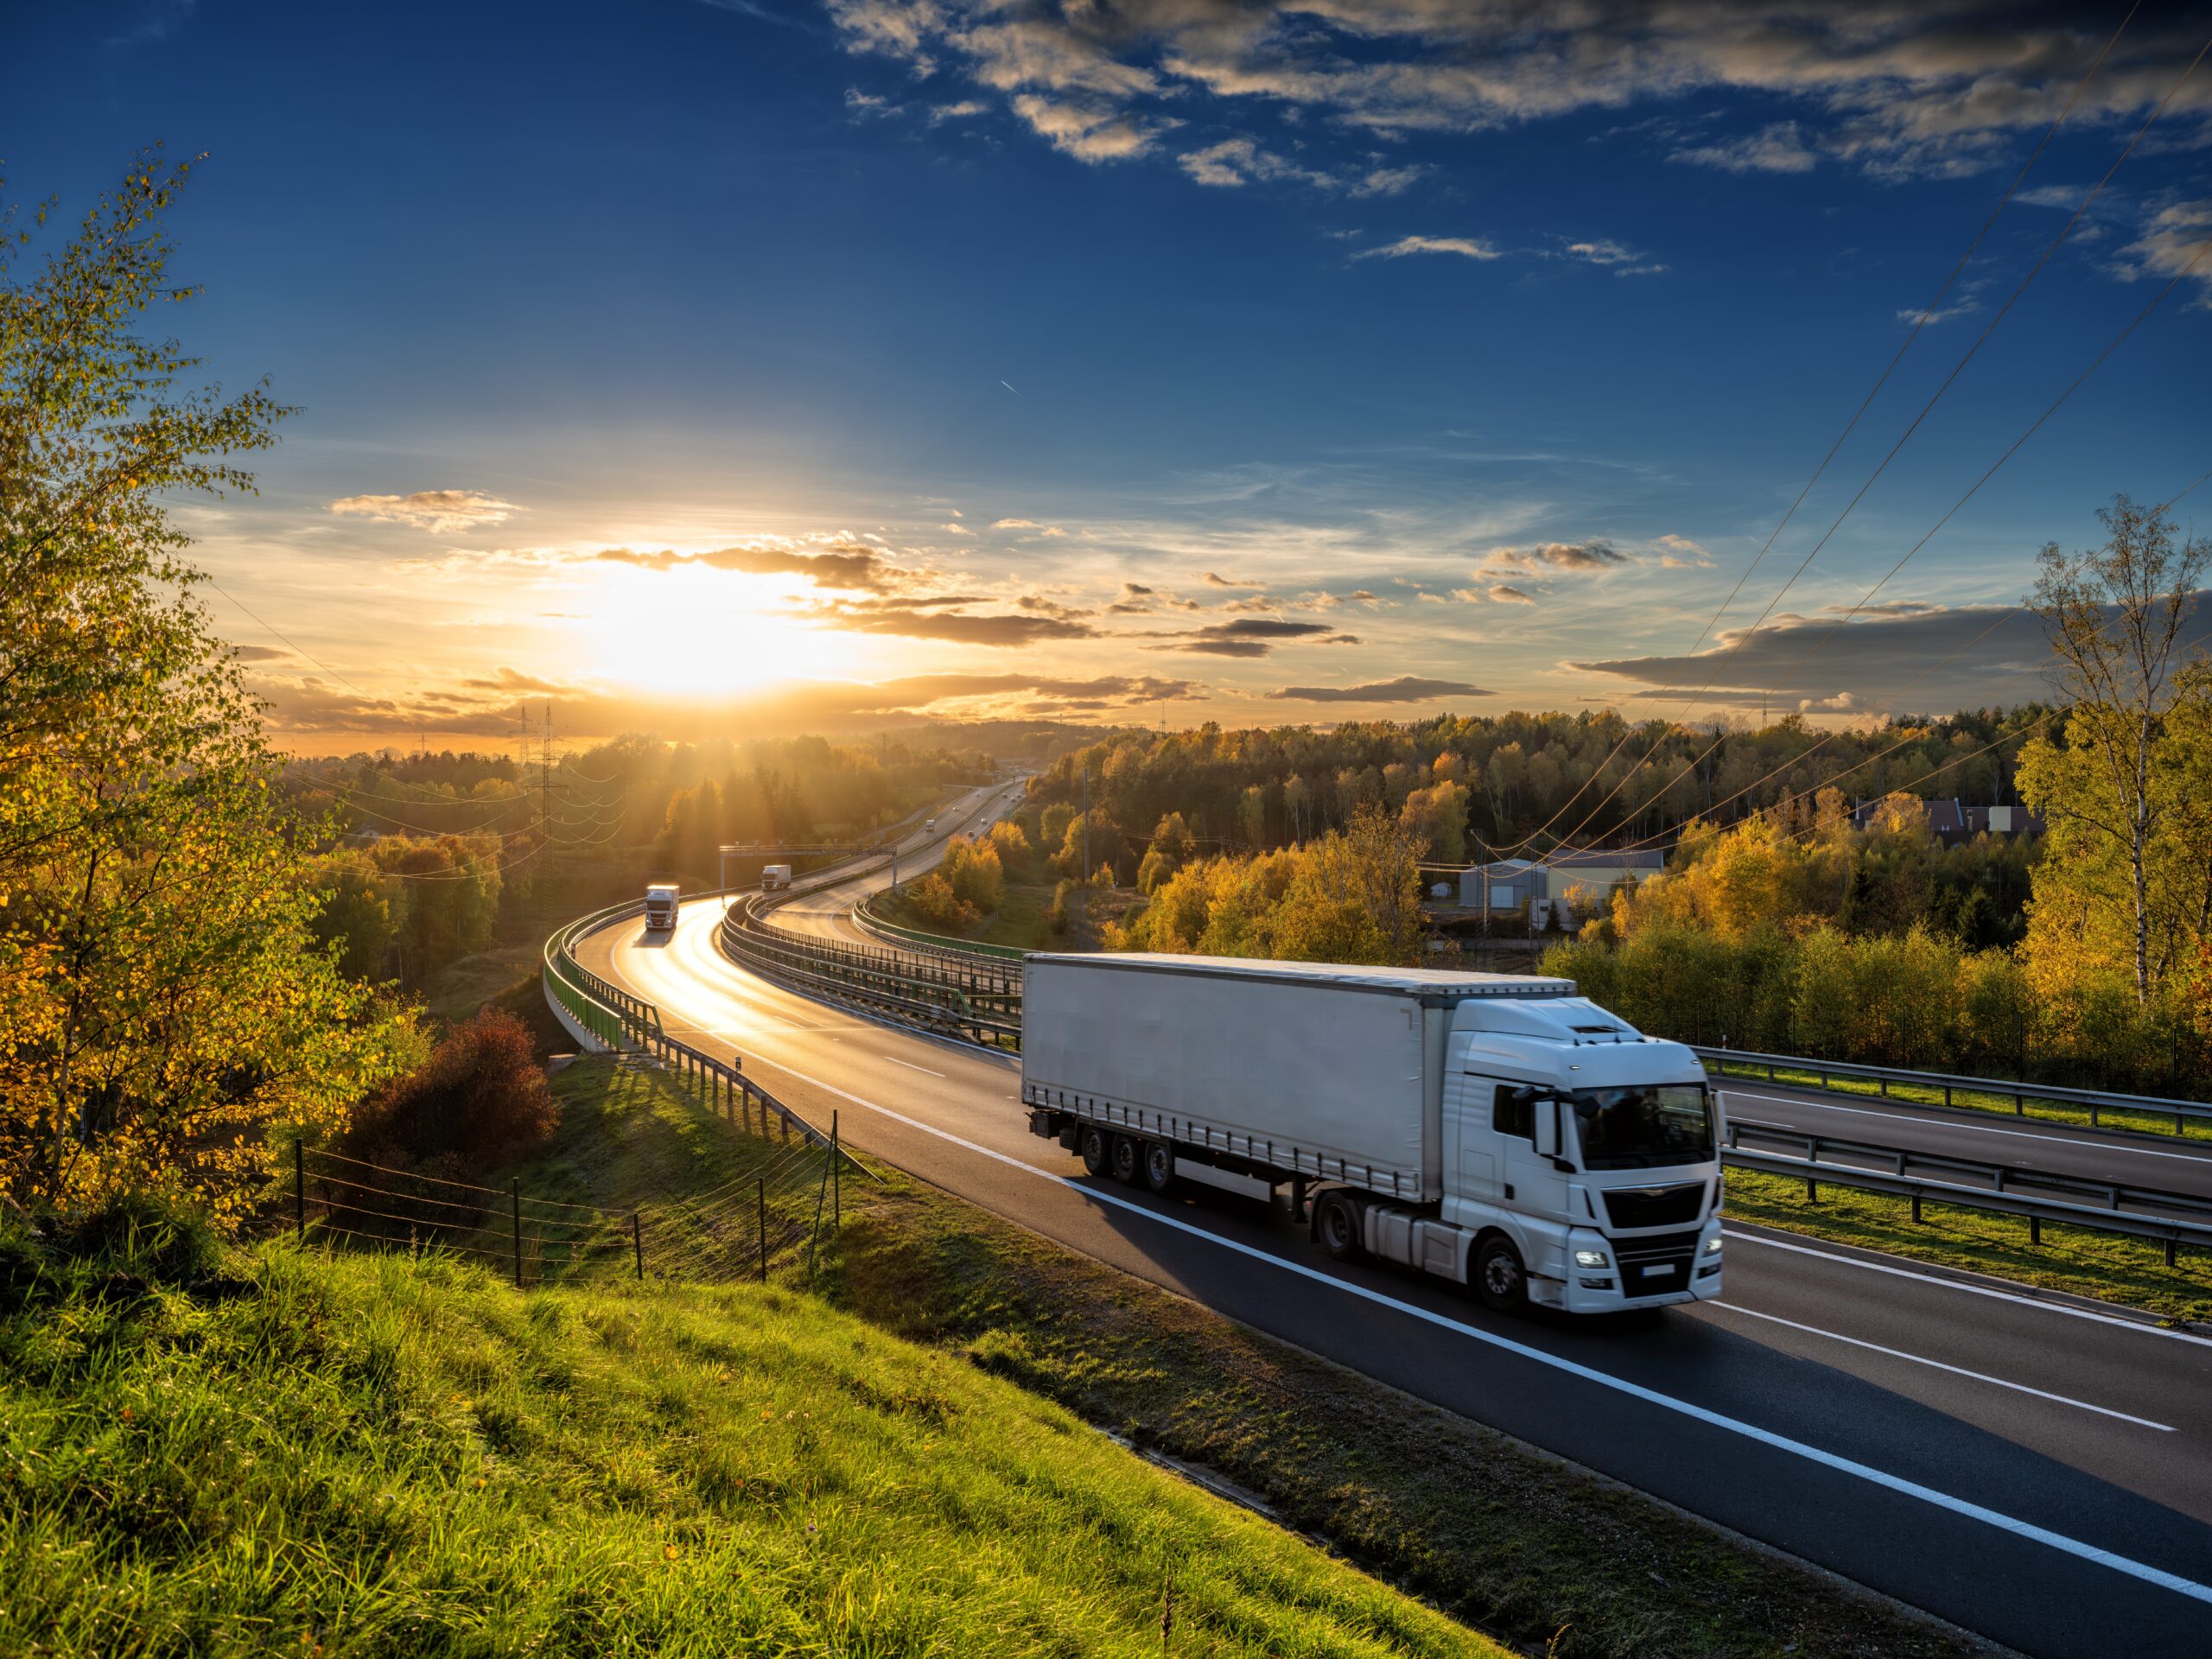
[761,864,793,893]
[644,883,679,931]
[1020,954,1723,1315]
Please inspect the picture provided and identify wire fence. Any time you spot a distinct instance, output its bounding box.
[286,1098,854,1290]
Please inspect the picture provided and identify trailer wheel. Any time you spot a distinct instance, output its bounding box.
[1313,1191,1364,1262]
[1474,1236,1528,1315]
[1141,1141,1177,1195]
[1079,1125,1110,1177]
[1109,1133,1142,1186]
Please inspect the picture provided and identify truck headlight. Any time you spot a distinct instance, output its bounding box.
[1573,1248,1610,1269]
[1703,1236,1723,1255]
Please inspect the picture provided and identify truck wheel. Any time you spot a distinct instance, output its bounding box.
[1474,1236,1528,1315]
[1109,1134,1142,1186]
[1079,1125,1110,1177]
[1313,1191,1364,1262]
[1141,1141,1176,1195]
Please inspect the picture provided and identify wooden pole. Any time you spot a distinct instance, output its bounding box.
[511,1179,523,1288]
[757,1178,769,1282]
[632,1211,645,1280]
[294,1138,305,1241]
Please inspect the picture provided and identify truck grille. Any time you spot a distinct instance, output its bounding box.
[1610,1227,1702,1294]
[1603,1184,1706,1230]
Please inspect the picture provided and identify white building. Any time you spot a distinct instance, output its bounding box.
[1459,850,1667,925]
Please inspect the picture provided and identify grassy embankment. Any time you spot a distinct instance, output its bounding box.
[521,1058,1980,1659]
[0,1193,1497,1657]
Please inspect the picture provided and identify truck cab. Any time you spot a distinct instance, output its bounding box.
[1435,997,1722,1313]
[760,863,792,892]
[643,883,678,931]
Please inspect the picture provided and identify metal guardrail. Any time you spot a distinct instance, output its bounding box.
[1722,1140,2212,1265]
[1694,1046,2212,1135]
[850,891,1028,963]
[1726,1118,2212,1229]
[721,893,1023,1049]
[540,896,870,1174]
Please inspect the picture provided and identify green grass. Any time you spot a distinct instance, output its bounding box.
[1707,1058,2212,1142]
[1722,1167,2212,1325]
[550,1058,1985,1659]
[0,1217,1499,1659]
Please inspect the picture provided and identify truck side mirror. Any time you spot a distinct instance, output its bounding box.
[1535,1098,1576,1173]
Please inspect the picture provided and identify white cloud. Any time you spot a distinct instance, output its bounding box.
[1653,533,1713,569]
[828,3,2190,188]
[1352,234,1502,263]
[2113,200,2212,300]
[928,99,987,125]
[1671,121,1818,175]
[1010,93,1173,162]
[328,490,521,532]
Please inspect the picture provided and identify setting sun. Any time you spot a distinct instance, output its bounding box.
[580,564,868,695]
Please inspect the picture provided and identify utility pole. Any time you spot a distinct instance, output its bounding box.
[1079,766,1091,950]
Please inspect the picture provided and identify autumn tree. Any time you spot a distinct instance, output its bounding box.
[2019,496,2210,1002]
[0,152,417,1224]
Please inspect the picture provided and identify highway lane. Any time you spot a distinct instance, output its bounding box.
[771,778,1028,949]
[576,901,2212,1659]
[764,787,2212,1204]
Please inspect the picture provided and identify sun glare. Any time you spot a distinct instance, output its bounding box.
[582,566,865,695]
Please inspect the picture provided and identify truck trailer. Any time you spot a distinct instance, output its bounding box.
[1020,953,1723,1314]
[643,883,679,931]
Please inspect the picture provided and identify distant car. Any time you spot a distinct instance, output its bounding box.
[925,817,937,833]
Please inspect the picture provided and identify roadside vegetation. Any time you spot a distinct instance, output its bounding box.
[0,1201,1498,1659]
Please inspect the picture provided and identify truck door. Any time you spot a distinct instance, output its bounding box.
[1497,1085,1572,1268]
[1445,1071,1498,1205]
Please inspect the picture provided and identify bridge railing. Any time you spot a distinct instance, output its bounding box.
[540,895,870,1175]
[1694,1046,2212,1137]
[850,891,1028,963]
[721,893,1023,1049]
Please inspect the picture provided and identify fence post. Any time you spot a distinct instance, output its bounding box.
[757,1178,769,1282]
[2029,1215,2040,1247]
[511,1179,523,1288]
[294,1138,305,1241]
[632,1211,645,1280]
[832,1111,841,1230]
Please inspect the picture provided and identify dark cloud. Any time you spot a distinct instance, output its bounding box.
[805,599,1103,645]
[1569,602,2115,714]
[1267,676,1492,703]
[1485,540,1629,573]
[228,644,291,663]
[1154,617,1360,658]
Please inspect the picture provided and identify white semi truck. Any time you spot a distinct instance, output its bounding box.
[644,883,679,931]
[1020,953,1724,1315]
[761,864,793,893]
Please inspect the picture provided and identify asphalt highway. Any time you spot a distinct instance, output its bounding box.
[575,847,2212,1656]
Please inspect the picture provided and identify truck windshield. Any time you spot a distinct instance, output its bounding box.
[1567,1084,1713,1169]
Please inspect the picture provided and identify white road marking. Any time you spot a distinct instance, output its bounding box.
[598,844,2212,1601]
[1717,1089,2212,1165]
[1723,1229,2212,1347]
[757,1071,2212,1606]
[882,1055,945,1077]
[1706,1303,2177,1430]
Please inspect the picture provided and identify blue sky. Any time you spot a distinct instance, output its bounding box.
[10,0,2210,744]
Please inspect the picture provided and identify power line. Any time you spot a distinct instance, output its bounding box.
[1484,4,2145,860]
[1552,461,2211,863]
[1530,181,2211,870]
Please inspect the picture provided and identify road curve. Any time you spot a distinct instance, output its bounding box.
[575,895,2212,1659]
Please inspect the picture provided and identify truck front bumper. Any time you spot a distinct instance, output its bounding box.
[1543,1222,1725,1313]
